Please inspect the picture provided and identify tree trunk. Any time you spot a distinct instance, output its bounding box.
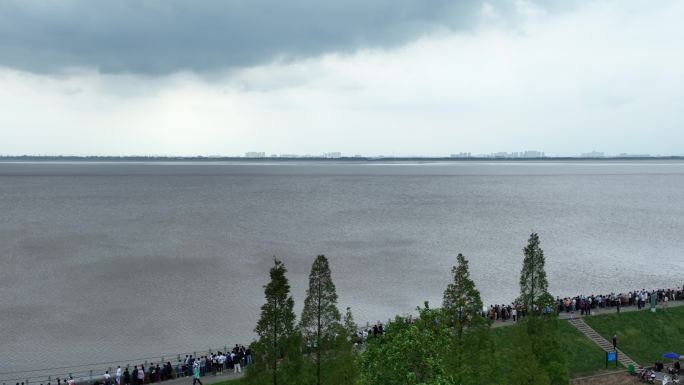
[316,277,322,385]
[274,299,278,385]
[530,259,535,316]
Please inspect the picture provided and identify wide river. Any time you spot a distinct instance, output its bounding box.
[1,160,683,378]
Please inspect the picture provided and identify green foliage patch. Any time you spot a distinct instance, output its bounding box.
[584,305,684,365]
[493,319,620,377]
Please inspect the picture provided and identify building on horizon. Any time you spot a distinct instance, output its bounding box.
[325,152,342,158]
[617,153,652,158]
[244,152,266,158]
[522,150,544,158]
[472,150,545,158]
[580,151,605,158]
[450,152,471,158]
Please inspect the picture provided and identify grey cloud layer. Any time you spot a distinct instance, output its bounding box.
[0,0,540,74]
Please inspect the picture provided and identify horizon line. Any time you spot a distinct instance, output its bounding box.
[1,155,684,161]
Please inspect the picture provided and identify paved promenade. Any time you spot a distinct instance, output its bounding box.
[0,365,246,385]
[148,370,244,385]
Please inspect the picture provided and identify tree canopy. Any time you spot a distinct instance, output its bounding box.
[516,233,569,384]
[300,255,343,385]
[251,257,298,385]
[518,233,553,313]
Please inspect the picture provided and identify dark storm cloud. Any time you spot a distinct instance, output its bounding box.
[0,0,556,75]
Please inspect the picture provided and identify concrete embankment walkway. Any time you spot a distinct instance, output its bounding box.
[154,371,244,385]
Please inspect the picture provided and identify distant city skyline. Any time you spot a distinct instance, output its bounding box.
[238,150,673,159]
[1,1,683,156]
[3,150,680,159]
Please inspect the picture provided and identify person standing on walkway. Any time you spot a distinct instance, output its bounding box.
[233,351,242,374]
[137,365,145,385]
[245,347,253,365]
[116,366,122,385]
[587,297,592,315]
[192,361,203,385]
[612,334,618,350]
[186,356,194,377]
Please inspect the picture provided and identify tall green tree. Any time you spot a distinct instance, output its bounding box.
[442,253,497,385]
[300,255,342,385]
[518,233,553,315]
[442,253,485,336]
[516,234,569,384]
[327,306,360,385]
[343,307,358,343]
[251,257,298,385]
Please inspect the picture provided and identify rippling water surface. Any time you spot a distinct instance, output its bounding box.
[1,160,683,377]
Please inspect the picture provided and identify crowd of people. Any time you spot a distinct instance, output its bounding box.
[349,286,684,345]
[357,323,385,341]
[22,345,252,385]
[554,287,684,316]
[485,286,684,323]
[174,345,252,380]
[115,345,252,385]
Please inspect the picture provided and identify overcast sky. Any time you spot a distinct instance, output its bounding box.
[1,0,683,156]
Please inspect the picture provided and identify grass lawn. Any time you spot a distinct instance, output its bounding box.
[493,319,614,377]
[584,305,684,365]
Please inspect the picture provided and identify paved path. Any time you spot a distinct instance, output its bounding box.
[157,370,244,385]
